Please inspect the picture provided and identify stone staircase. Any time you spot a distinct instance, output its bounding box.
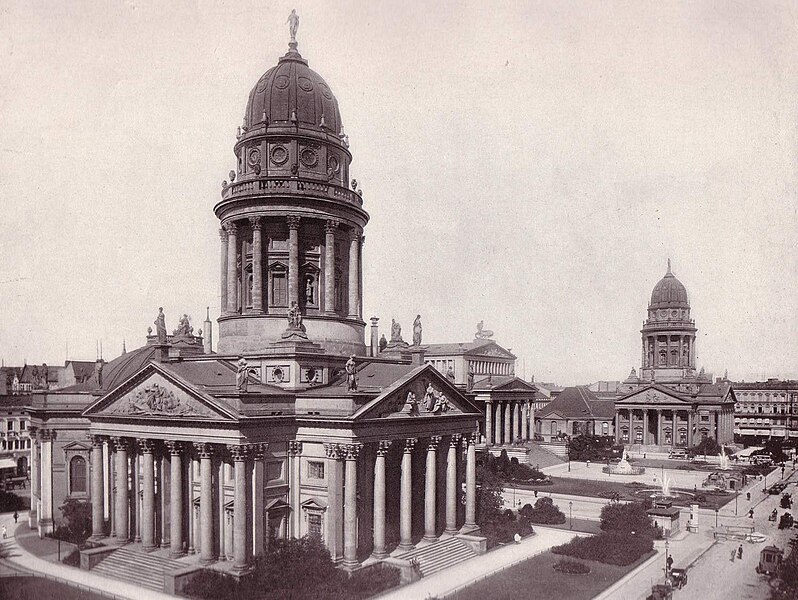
[91,547,186,591]
[525,443,567,468]
[538,441,568,459]
[395,537,477,577]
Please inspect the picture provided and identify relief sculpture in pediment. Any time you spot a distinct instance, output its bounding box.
[115,383,208,417]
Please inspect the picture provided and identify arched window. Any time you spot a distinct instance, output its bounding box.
[70,456,87,494]
[550,421,557,435]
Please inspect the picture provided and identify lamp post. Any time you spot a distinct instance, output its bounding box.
[735,489,739,516]
[664,539,672,583]
[715,507,719,528]
[567,438,571,472]
[569,501,573,530]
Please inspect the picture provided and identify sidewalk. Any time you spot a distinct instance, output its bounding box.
[376,526,588,600]
[0,512,177,600]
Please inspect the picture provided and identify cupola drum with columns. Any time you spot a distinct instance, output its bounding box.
[214,36,368,357]
[640,260,697,382]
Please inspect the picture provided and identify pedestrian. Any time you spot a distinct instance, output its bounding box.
[749,509,754,519]
[514,532,521,544]
[13,511,18,524]
[534,489,538,498]
[738,545,743,559]
[730,548,736,562]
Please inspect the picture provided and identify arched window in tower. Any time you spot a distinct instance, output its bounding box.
[70,456,87,494]
[659,350,666,366]
[244,263,254,309]
[269,263,288,308]
[334,268,344,315]
[670,349,678,366]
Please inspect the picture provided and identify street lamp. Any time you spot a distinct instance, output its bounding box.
[569,501,573,530]
[664,539,672,583]
[735,489,739,516]
[715,507,719,528]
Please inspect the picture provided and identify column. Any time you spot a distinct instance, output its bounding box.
[38,430,54,535]
[140,439,156,551]
[445,434,461,535]
[287,215,300,309]
[643,410,649,445]
[167,441,184,557]
[504,401,511,444]
[229,445,249,573]
[666,336,671,366]
[342,443,362,569]
[324,220,337,314]
[615,410,621,443]
[485,401,493,447]
[526,401,534,440]
[372,441,391,559]
[287,441,302,538]
[29,430,40,528]
[494,402,503,445]
[462,433,477,531]
[196,443,215,564]
[132,450,140,543]
[687,412,693,446]
[160,452,171,548]
[113,437,129,543]
[513,402,521,443]
[225,222,239,314]
[673,411,678,447]
[324,444,344,561]
[250,217,264,313]
[423,436,441,542]
[188,455,197,554]
[251,444,266,557]
[398,438,416,550]
[220,228,229,315]
[657,410,662,446]
[348,229,361,318]
[90,435,105,540]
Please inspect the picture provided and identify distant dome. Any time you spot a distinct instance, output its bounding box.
[650,262,689,308]
[243,46,342,134]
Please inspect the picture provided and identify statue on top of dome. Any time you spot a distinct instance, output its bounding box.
[287,9,300,43]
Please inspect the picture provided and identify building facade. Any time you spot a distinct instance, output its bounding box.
[28,33,482,575]
[535,387,615,442]
[733,379,798,443]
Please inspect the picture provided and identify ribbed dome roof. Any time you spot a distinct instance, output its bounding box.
[243,45,342,135]
[650,262,689,308]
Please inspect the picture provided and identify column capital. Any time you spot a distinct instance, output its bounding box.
[194,442,214,458]
[288,440,302,456]
[324,219,339,234]
[227,444,248,462]
[89,434,105,448]
[111,436,128,452]
[165,440,183,456]
[377,440,392,456]
[224,221,238,235]
[138,439,156,454]
[287,215,301,230]
[249,216,263,230]
[39,428,57,442]
[449,433,462,448]
[427,436,442,451]
[324,442,342,459]
[219,227,228,241]
[403,438,417,453]
[349,228,362,242]
[342,443,363,460]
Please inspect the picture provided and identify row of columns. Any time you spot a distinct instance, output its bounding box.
[643,334,695,369]
[485,400,533,446]
[616,408,695,446]
[90,436,267,573]
[28,427,53,535]
[219,216,363,318]
[324,432,477,570]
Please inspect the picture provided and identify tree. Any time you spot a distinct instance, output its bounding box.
[55,498,92,543]
[476,465,505,525]
[600,502,656,537]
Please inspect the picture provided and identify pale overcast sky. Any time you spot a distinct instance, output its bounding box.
[0,1,796,386]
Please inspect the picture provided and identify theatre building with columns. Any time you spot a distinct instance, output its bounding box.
[613,263,736,449]
[27,35,482,576]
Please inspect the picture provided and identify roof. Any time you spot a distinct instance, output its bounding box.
[0,395,32,409]
[537,386,615,420]
[732,379,798,390]
[67,361,97,382]
[160,361,284,395]
[310,361,418,396]
[471,376,536,393]
[424,339,516,360]
[650,262,689,308]
[0,458,17,469]
[58,345,162,393]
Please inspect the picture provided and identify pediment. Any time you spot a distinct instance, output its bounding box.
[468,343,516,359]
[301,497,327,511]
[354,365,481,420]
[84,364,236,421]
[540,411,566,421]
[618,386,690,406]
[493,378,536,392]
[62,440,91,452]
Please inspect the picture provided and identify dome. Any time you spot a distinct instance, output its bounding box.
[650,261,689,308]
[243,45,342,135]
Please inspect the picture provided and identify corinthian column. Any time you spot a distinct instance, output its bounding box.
[423,436,441,542]
[445,434,461,535]
[225,222,239,314]
[462,433,477,532]
[140,439,156,551]
[342,443,362,570]
[90,435,105,540]
[112,437,129,543]
[485,401,493,447]
[250,217,264,313]
[287,215,300,308]
[220,228,229,314]
[348,229,361,319]
[398,438,416,550]
[229,445,249,573]
[504,402,512,444]
[166,441,184,557]
[494,402,503,445]
[372,441,391,559]
[324,220,338,314]
[513,402,521,443]
[196,443,215,564]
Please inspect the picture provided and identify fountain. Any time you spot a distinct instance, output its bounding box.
[660,473,672,498]
[602,448,646,475]
[719,447,730,470]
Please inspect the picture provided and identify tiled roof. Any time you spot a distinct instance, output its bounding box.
[472,375,515,391]
[424,340,494,355]
[68,361,97,381]
[162,361,285,395]
[537,386,615,419]
[310,361,418,396]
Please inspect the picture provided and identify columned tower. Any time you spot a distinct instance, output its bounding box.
[640,260,697,383]
[214,36,368,357]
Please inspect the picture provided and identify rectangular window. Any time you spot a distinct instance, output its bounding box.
[308,513,322,540]
[308,461,325,479]
[267,461,283,482]
[272,272,287,306]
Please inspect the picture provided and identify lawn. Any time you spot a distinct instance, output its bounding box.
[0,576,107,600]
[449,549,656,600]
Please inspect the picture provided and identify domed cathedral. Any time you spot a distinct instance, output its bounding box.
[614,261,736,451]
[27,20,484,581]
[216,35,368,372]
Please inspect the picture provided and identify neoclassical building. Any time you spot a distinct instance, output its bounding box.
[28,32,481,577]
[614,262,736,448]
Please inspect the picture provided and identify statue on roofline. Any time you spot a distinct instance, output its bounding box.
[154,307,167,343]
[345,355,357,391]
[412,315,422,346]
[287,9,299,43]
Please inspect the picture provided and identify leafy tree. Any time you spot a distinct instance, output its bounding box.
[689,436,721,457]
[763,439,788,463]
[520,497,566,524]
[476,464,505,525]
[53,499,92,544]
[600,502,657,537]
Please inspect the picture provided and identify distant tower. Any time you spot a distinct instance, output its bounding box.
[640,261,697,382]
[214,35,368,357]
[203,307,213,354]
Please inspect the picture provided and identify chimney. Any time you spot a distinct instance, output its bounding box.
[203,306,213,354]
[370,317,380,357]
[410,346,426,366]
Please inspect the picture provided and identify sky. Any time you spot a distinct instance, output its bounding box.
[0,1,796,386]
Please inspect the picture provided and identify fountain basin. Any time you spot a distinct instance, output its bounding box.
[602,465,646,475]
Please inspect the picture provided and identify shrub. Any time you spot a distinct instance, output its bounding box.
[61,548,81,567]
[552,531,654,566]
[52,499,92,544]
[0,490,27,513]
[521,497,566,525]
[553,558,590,574]
[183,569,240,600]
[600,502,657,537]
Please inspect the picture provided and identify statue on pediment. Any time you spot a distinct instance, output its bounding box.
[379,334,388,352]
[390,319,402,343]
[412,315,422,346]
[405,390,419,416]
[173,314,193,337]
[432,393,450,414]
[236,357,250,392]
[345,355,357,391]
[475,320,494,340]
[126,383,195,416]
[154,307,167,342]
[423,383,436,412]
[287,301,303,330]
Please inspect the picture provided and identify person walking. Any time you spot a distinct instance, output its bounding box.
[738,545,743,559]
[13,511,18,524]
[730,548,736,562]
